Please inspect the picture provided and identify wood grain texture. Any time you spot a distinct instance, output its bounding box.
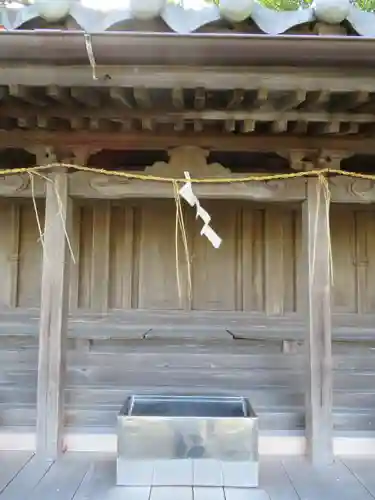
[0,202,20,308]
[5,199,375,317]
[1,199,375,441]
[36,172,72,458]
[302,177,333,465]
[2,454,375,499]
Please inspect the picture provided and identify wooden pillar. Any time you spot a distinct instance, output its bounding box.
[302,176,333,465]
[36,171,71,458]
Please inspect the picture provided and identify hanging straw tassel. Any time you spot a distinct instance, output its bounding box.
[29,171,76,264]
[173,181,192,307]
[311,172,334,287]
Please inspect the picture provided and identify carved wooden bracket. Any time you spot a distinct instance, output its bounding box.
[26,146,100,167]
[330,176,375,203]
[0,174,29,195]
[286,149,349,171]
[72,146,307,201]
[143,146,232,178]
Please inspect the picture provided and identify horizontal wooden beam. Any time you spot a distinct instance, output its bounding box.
[1,66,375,93]
[2,309,375,342]
[0,171,374,204]
[0,130,374,154]
[0,105,373,125]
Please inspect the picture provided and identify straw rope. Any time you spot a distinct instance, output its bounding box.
[2,163,370,298]
[1,163,375,183]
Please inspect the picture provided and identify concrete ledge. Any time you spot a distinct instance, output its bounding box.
[2,432,375,456]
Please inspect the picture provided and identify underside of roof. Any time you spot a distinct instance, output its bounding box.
[0,7,375,154]
[0,82,374,139]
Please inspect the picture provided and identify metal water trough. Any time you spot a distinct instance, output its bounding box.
[117,394,259,488]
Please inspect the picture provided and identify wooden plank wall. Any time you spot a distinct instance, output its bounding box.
[0,199,375,438]
[70,199,299,313]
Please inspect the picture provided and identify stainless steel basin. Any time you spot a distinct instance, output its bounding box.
[117,394,259,487]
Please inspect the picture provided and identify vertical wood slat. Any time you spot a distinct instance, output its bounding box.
[265,208,284,315]
[242,208,264,311]
[69,203,80,310]
[362,211,375,313]
[138,201,177,309]
[91,202,111,311]
[191,202,237,311]
[355,211,373,314]
[17,203,45,307]
[0,201,20,307]
[331,208,356,313]
[37,172,72,458]
[283,209,296,313]
[302,177,333,465]
[109,206,134,309]
[295,210,303,314]
[78,206,93,309]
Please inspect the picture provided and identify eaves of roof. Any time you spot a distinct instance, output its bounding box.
[1,30,375,68]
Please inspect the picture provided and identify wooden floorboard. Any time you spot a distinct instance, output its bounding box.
[3,453,375,499]
[340,458,375,498]
[282,457,375,500]
[0,455,53,500]
[0,451,33,495]
[26,454,89,500]
[259,459,300,500]
[73,458,116,500]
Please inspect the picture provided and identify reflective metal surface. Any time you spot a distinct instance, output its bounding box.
[117,394,258,488]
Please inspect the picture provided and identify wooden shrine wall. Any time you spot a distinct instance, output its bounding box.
[0,198,375,439]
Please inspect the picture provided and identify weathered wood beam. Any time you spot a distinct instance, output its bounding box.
[133,88,152,130]
[17,117,36,129]
[0,86,7,100]
[0,129,373,154]
[109,88,132,108]
[1,104,374,125]
[241,120,256,133]
[71,117,86,130]
[293,121,308,134]
[120,121,132,132]
[271,120,288,134]
[36,170,72,458]
[89,118,100,130]
[133,87,151,108]
[141,118,154,131]
[251,88,269,110]
[193,119,203,132]
[302,176,333,465]
[335,91,370,112]
[71,88,100,107]
[315,121,341,135]
[224,119,236,133]
[227,89,245,109]
[171,88,184,110]
[46,85,70,104]
[37,116,49,129]
[3,171,375,204]
[0,203,20,307]
[9,84,47,106]
[174,118,185,132]
[303,90,330,111]
[340,122,359,135]
[194,88,206,110]
[3,66,375,92]
[274,90,307,112]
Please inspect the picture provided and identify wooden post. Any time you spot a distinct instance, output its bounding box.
[36,171,71,458]
[302,176,333,465]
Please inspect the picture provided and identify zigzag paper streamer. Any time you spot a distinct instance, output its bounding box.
[179,172,222,249]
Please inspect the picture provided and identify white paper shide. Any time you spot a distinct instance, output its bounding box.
[179,172,222,249]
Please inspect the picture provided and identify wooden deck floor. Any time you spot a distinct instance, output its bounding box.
[1,452,375,499]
